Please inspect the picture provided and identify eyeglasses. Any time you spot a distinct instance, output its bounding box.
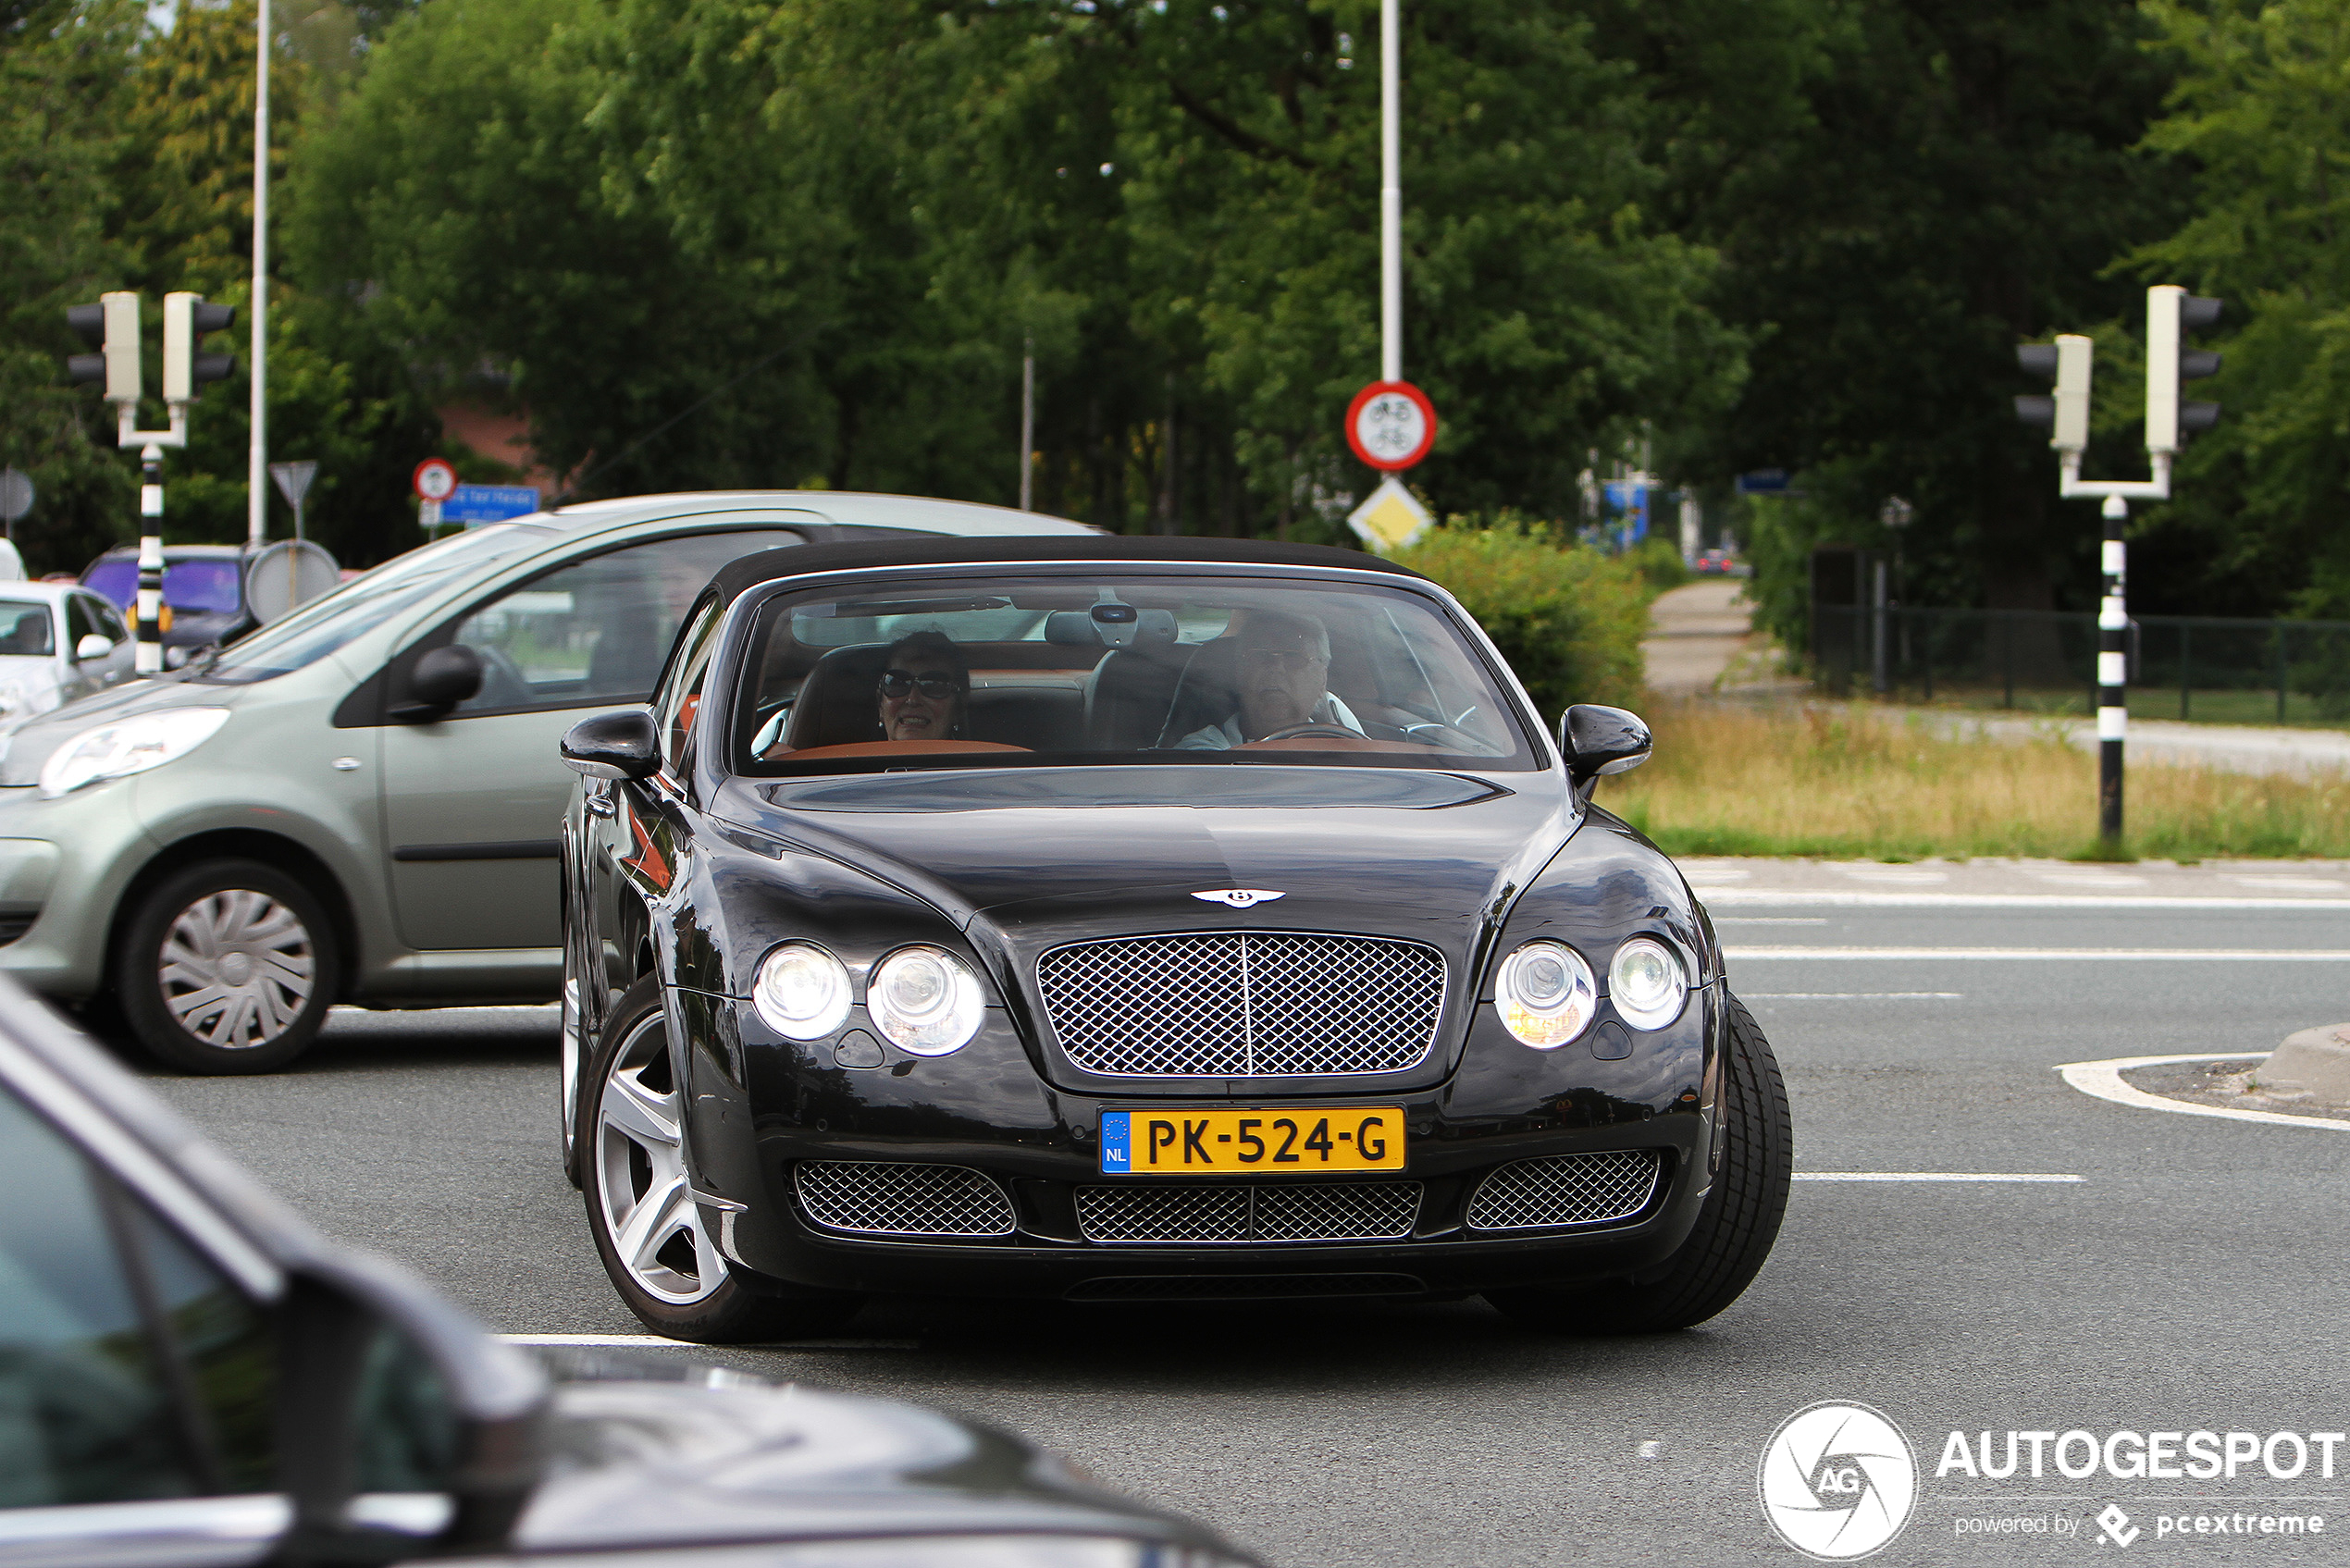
[878,671,963,699]
[1239,647,1326,669]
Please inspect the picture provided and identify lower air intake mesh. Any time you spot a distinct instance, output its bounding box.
[1464,1151,1663,1232]
[794,1161,1015,1239]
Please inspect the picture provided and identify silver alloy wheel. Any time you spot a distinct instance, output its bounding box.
[157,889,316,1050]
[594,1012,724,1305]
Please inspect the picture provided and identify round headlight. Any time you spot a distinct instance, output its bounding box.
[867,945,984,1056]
[1609,937,1688,1030]
[1494,940,1597,1049]
[751,943,851,1040]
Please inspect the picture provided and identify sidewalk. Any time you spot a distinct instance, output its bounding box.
[1674,855,2350,904]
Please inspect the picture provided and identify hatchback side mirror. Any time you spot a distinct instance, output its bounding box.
[277,1252,548,1562]
[563,707,661,780]
[1560,704,1652,796]
[390,645,485,722]
[76,634,115,661]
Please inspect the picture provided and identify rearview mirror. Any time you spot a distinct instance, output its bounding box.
[562,708,661,781]
[391,645,484,722]
[1560,704,1652,796]
[75,634,114,661]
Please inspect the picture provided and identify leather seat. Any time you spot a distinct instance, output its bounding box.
[1153,638,1242,747]
[778,643,892,750]
[1077,611,1187,749]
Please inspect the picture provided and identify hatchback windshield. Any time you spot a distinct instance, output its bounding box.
[196,525,558,684]
[734,572,1537,773]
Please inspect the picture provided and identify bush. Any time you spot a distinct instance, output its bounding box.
[1626,534,1692,591]
[1394,523,1649,717]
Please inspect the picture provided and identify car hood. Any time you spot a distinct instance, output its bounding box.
[739,766,1573,946]
[0,674,232,783]
[521,1355,1227,1555]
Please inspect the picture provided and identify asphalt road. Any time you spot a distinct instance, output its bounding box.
[137,885,2350,1567]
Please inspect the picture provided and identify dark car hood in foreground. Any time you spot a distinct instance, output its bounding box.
[742,767,1576,957]
[524,1352,1230,1557]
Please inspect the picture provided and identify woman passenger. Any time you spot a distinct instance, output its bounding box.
[875,630,969,742]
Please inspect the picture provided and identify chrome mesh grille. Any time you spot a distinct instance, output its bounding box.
[1037,932,1445,1078]
[1465,1151,1663,1232]
[795,1161,1015,1239]
[1076,1182,1422,1244]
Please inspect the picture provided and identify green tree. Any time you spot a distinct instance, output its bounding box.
[1677,0,2181,647]
[0,0,142,573]
[2126,0,2350,622]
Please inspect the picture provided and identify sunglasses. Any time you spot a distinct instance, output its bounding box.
[1239,647,1326,668]
[878,671,964,699]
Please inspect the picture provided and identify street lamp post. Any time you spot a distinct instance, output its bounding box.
[1379,0,1401,384]
[248,0,269,549]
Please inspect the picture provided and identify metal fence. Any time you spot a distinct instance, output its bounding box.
[1812,604,2350,725]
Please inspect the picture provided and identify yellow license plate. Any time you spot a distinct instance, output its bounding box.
[1098,1107,1405,1175]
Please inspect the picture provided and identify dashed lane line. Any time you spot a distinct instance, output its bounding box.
[1793,1172,2083,1183]
[1727,947,2350,961]
[1701,891,2350,911]
[2057,1053,2350,1134]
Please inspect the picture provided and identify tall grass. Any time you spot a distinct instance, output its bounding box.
[1603,702,2350,860]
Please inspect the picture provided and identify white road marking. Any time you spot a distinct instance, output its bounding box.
[2227,875,2347,890]
[2057,1053,2350,1134]
[499,1333,925,1350]
[1727,946,2350,961]
[1794,1172,2084,1182]
[1713,917,1830,926]
[1703,890,2350,910]
[1744,992,1963,999]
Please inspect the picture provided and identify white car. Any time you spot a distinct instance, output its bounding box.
[0,581,134,728]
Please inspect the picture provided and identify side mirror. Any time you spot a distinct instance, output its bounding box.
[1560,704,1652,796]
[563,707,661,780]
[76,633,115,661]
[277,1252,547,1562]
[390,644,484,722]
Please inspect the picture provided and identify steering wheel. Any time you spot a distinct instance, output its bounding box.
[472,645,535,710]
[1255,722,1363,742]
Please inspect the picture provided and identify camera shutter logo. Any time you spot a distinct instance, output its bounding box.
[1759,1401,1919,1561]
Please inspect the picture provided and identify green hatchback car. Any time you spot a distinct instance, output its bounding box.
[0,491,1092,1073]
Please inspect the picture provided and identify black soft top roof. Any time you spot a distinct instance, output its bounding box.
[707,533,1426,607]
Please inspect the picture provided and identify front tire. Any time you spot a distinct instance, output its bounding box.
[113,858,339,1075]
[583,977,861,1343]
[1486,992,1791,1334]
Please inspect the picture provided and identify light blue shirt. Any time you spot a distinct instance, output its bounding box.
[1175,693,1364,750]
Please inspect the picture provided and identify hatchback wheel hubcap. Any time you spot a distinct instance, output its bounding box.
[158,890,315,1049]
[595,1016,723,1305]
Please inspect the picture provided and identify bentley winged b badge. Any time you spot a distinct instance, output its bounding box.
[1192,889,1286,908]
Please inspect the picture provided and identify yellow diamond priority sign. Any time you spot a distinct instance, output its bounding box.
[1347,476,1433,554]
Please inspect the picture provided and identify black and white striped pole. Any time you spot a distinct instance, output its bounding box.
[2016,285,2222,846]
[2096,495,2127,841]
[137,449,166,673]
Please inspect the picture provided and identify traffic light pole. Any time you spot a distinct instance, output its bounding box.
[137,450,166,674]
[2016,286,2221,846]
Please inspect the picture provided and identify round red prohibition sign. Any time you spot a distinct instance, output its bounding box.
[412,458,457,501]
[1345,380,1438,472]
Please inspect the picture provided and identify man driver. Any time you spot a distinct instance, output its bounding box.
[1175,611,1364,749]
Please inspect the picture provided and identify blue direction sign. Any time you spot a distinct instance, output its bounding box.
[1736,468,1791,495]
[445,484,542,525]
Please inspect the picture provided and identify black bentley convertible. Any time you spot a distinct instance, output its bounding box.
[556,536,1790,1342]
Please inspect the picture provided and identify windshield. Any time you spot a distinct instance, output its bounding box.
[733,571,1537,775]
[84,558,244,613]
[0,599,55,657]
[197,525,559,684]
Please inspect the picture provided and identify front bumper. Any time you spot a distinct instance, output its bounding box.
[674,984,1723,1302]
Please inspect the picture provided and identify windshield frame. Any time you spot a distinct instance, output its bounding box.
[712,561,1552,784]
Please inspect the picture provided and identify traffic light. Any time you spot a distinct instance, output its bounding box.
[66,291,142,404]
[2015,334,2093,454]
[162,292,237,403]
[2145,285,2222,455]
